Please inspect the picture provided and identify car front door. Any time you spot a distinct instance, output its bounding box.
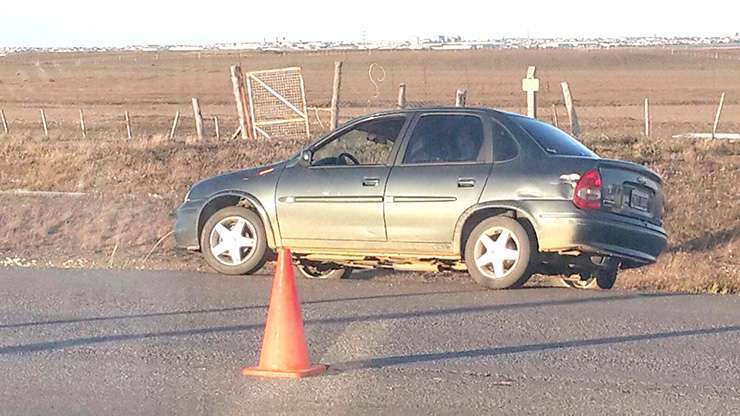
[384,112,492,244]
[276,115,409,245]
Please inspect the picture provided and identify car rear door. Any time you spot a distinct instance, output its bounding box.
[384,112,492,243]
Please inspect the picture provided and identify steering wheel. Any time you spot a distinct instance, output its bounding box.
[337,152,360,165]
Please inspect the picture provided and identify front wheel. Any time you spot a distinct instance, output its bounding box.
[200,206,268,275]
[296,261,352,280]
[464,216,534,289]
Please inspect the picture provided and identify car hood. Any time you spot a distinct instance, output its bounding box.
[186,160,287,201]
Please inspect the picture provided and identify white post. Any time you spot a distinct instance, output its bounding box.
[712,92,725,139]
[79,109,87,138]
[124,111,132,139]
[455,89,467,107]
[522,66,539,118]
[644,98,650,137]
[169,111,180,139]
[214,116,220,140]
[0,109,8,134]
[40,109,49,138]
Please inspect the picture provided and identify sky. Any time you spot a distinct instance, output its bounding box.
[1,0,738,48]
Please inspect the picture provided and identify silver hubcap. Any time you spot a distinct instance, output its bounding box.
[209,216,257,266]
[474,227,520,279]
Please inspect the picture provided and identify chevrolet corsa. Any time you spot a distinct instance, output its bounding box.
[175,107,667,289]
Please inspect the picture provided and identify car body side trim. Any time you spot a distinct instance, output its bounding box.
[391,196,457,203]
[279,196,384,203]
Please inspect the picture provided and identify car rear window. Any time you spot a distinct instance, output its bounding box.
[512,115,597,157]
[491,120,519,162]
[403,115,485,164]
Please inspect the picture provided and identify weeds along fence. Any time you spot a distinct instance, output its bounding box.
[0,48,738,142]
[0,108,240,143]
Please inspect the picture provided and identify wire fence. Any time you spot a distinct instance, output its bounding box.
[1,48,738,142]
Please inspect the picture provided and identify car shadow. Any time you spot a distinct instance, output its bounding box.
[0,291,687,355]
[347,268,473,283]
[0,288,481,330]
[346,268,397,280]
[327,324,740,374]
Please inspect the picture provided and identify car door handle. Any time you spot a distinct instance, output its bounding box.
[362,177,380,187]
[457,178,476,188]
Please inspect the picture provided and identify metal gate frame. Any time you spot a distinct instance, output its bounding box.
[245,67,311,140]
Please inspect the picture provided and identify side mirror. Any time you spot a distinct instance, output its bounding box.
[298,149,312,167]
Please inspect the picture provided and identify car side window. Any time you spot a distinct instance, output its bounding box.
[492,120,519,162]
[312,116,406,166]
[402,115,485,164]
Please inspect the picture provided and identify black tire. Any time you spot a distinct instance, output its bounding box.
[595,266,618,289]
[200,206,268,275]
[464,216,533,289]
[296,262,352,280]
[564,264,619,290]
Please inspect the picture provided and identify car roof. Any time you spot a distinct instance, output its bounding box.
[361,106,519,120]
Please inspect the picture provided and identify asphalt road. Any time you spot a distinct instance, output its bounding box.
[0,267,738,415]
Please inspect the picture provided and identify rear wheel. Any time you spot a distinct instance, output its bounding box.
[296,261,352,280]
[563,262,619,290]
[464,216,533,289]
[200,206,268,275]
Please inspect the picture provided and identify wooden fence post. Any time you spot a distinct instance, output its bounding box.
[522,66,539,118]
[214,116,220,139]
[397,83,407,108]
[644,98,650,137]
[241,72,254,139]
[192,98,204,141]
[40,109,49,138]
[124,111,132,139]
[712,92,725,139]
[455,89,467,107]
[560,82,581,137]
[0,109,8,134]
[230,65,250,139]
[169,111,180,139]
[551,104,559,128]
[79,109,87,138]
[330,61,343,130]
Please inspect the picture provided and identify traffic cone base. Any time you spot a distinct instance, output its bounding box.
[242,364,326,379]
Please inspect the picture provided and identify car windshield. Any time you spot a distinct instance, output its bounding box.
[512,115,598,157]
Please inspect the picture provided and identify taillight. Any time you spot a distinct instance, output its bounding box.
[573,169,602,210]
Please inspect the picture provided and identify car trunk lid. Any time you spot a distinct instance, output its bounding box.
[598,159,664,225]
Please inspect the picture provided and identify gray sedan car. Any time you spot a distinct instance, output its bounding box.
[175,107,667,289]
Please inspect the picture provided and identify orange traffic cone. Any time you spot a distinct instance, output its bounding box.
[243,247,326,378]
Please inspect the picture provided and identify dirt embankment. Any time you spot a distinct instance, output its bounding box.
[0,136,304,271]
[0,135,738,293]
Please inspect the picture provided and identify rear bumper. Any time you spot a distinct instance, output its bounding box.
[174,199,203,250]
[533,204,667,264]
